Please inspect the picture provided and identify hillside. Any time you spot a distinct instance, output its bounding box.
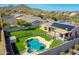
[0,5,46,15]
[0,4,79,25]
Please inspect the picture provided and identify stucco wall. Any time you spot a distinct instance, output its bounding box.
[66,27,79,39]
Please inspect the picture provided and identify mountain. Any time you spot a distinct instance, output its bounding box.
[0,4,79,23]
[0,5,47,15]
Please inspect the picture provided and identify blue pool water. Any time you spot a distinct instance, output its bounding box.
[26,38,46,53]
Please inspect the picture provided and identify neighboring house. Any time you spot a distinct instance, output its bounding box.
[32,20,43,28]
[11,14,44,23]
[2,15,17,26]
[41,22,79,41]
[12,14,48,28]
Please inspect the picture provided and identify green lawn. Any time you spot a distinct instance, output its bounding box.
[10,28,62,53]
[49,40,62,49]
[15,42,25,52]
[10,28,51,41]
[10,28,52,53]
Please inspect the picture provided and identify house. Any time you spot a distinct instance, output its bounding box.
[11,14,45,23]
[2,15,17,26]
[32,20,43,28]
[41,22,79,41]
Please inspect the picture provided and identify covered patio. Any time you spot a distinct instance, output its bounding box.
[53,28,69,41]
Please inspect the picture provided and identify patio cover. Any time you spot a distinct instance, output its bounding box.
[54,28,68,34]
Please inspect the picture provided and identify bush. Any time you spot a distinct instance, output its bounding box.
[3,21,10,28]
[52,17,58,21]
[16,19,32,27]
[75,44,79,50]
[59,51,65,55]
[73,19,79,23]
[69,48,76,55]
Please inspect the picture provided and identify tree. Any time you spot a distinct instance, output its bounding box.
[3,21,10,28]
[1,13,6,17]
[53,15,62,21]
[52,17,58,21]
[37,14,44,19]
[73,18,79,23]
[37,14,47,19]
[62,15,70,20]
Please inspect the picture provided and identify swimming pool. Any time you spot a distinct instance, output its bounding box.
[26,38,46,53]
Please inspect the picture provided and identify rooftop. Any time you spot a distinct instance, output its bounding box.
[51,23,75,31]
[54,28,68,34]
[11,14,45,22]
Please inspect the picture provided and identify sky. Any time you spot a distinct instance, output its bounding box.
[0,4,79,11]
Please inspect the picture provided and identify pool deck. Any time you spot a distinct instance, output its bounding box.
[22,36,53,55]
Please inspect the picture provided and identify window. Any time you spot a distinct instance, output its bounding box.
[75,31,77,35]
[65,33,68,37]
[70,32,72,37]
[49,27,51,32]
[75,31,78,38]
[60,34,63,37]
[44,27,47,30]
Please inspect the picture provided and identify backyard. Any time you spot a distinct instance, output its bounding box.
[9,28,62,54]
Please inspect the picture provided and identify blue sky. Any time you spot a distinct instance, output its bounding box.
[0,4,79,11]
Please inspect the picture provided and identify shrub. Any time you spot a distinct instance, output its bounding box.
[69,48,76,55]
[59,51,65,55]
[75,44,79,50]
[16,19,32,27]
